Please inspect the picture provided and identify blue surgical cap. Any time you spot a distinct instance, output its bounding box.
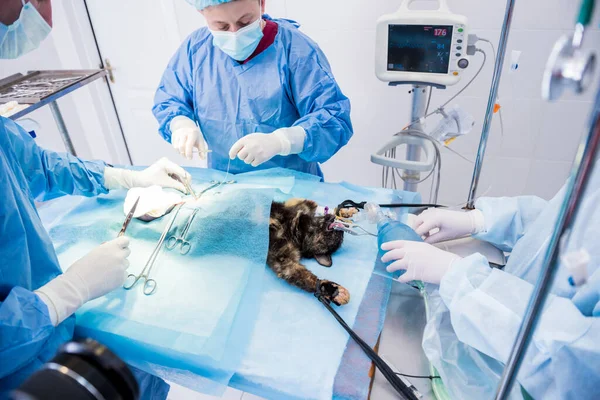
[185,0,237,10]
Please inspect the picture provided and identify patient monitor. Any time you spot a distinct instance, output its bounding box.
[375,0,469,87]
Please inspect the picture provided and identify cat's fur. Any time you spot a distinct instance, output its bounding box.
[268,199,350,306]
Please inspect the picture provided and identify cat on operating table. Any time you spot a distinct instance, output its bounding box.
[268,199,350,306]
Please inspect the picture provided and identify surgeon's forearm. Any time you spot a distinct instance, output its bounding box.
[295,106,353,163]
[473,195,549,252]
[32,150,109,201]
[7,117,109,201]
[275,126,306,155]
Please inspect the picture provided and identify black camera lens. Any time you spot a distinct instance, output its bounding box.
[12,338,139,400]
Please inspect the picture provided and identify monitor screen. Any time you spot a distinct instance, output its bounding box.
[387,24,454,74]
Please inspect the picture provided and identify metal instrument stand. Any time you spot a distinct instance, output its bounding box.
[0,69,108,156]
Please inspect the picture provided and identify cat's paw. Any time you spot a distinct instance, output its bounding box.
[337,207,359,219]
[318,280,350,306]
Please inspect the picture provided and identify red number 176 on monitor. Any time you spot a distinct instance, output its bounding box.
[434,29,448,36]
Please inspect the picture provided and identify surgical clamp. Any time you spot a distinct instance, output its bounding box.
[197,180,237,197]
[166,208,200,255]
[123,204,183,295]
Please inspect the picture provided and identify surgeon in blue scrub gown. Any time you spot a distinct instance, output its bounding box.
[0,1,188,397]
[153,0,353,178]
[380,164,600,397]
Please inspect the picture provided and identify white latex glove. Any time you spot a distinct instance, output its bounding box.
[170,116,209,160]
[104,157,191,193]
[229,126,306,167]
[35,237,131,326]
[381,240,461,284]
[414,208,485,244]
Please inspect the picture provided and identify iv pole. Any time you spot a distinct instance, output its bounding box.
[465,0,516,208]
[495,0,598,397]
[495,61,600,400]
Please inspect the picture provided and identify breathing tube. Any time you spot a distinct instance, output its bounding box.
[336,199,445,215]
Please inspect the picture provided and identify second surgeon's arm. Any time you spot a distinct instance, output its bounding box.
[288,37,353,163]
[474,195,550,252]
[6,118,108,201]
[152,35,196,144]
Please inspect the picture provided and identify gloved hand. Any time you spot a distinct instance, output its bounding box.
[381,240,461,284]
[170,116,209,160]
[414,208,486,244]
[572,268,600,317]
[35,237,131,326]
[229,126,306,167]
[104,157,191,193]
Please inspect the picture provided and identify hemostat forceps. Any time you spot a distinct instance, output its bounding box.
[123,205,182,295]
[198,180,237,197]
[166,208,200,255]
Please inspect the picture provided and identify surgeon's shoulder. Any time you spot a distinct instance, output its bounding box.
[1,116,29,139]
[275,19,331,68]
[0,116,36,151]
[181,27,213,56]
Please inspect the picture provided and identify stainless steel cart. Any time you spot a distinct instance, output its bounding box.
[0,69,108,156]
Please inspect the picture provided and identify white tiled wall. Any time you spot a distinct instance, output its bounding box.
[261,0,600,205]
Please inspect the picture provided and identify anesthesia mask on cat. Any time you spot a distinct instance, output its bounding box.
[328,219,377,237]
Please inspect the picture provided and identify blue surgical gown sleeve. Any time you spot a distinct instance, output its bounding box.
[288,40,353,163]
[0,287,58,380]
[152,38,196,143]
[439,256,600,399]
[474,195,549,252]
[6,118,108,201]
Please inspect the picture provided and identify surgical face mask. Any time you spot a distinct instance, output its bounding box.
[210,18,264,61]
[0,0,52,59]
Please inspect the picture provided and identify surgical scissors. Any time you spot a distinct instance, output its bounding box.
[123,204,182,295]
[118,197,140,237]
[166,208,200,255]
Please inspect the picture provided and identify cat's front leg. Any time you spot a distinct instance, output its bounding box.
[267,252,350,306]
